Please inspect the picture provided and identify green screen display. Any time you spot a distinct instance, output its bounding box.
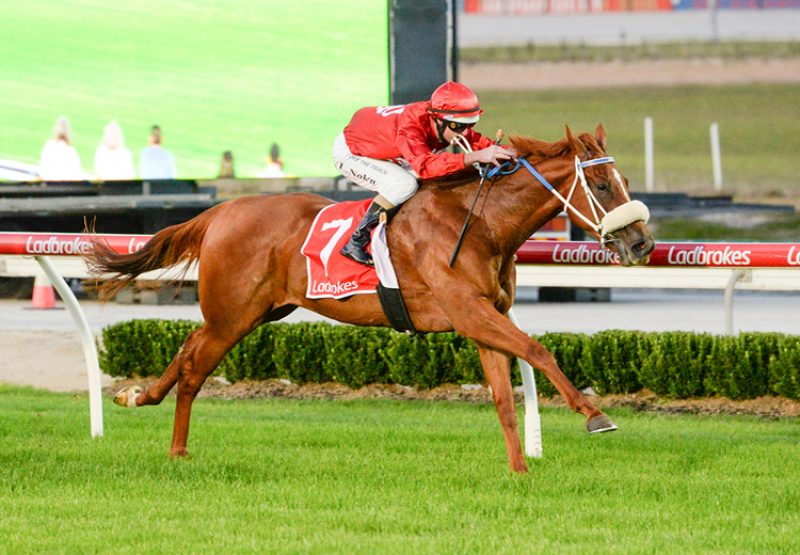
[0,0,389,179]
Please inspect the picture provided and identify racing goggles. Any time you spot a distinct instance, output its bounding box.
[445,120,474,133]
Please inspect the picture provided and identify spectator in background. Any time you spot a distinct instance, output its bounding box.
[258,142,285,177]
[94,120,135,180]
[140,124,176,179]
[218,150,235,178]
[39,116,88,181]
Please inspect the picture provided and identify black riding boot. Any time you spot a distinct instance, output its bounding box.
[340,201,385,266]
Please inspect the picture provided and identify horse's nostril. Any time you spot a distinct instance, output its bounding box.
[633,238,655,258]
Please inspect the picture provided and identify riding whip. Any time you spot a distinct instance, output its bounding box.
[448,129,504,268]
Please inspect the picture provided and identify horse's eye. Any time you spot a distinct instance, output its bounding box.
[596,182,609,192]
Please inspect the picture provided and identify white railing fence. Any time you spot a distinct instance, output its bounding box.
[2,233,799,453]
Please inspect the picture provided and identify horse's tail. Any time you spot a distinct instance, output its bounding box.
[86,208,217,301]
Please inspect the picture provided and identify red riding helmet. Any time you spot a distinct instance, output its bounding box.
[428,81,483,124]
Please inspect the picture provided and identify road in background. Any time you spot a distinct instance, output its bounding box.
[1,289,798,335]
[459,10,800,46]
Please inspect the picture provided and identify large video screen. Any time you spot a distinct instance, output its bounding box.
[0,1,390,179]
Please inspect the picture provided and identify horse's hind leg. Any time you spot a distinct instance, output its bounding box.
[110,315,256,458]
[166,305,297,456]
[115,305,298,408]
[477,346,527,473]
[112,328,199,408]
[167,323,243,457]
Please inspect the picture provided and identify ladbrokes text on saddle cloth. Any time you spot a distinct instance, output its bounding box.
[300,200,382,299]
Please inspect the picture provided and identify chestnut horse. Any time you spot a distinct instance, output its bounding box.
[89,126,654,473]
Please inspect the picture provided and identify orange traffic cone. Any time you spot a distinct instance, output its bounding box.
[31,273,57,309]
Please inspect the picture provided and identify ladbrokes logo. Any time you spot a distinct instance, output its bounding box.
[787,246,800,266]
[667,245,751,266]
[24,235,146,255]
[310,279,359,297]
[127,238,146,253]
[25,236,92,255]
[552,244,620,265]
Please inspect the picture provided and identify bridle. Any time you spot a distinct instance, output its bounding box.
[515,155,650,248]
[450,133,649,248]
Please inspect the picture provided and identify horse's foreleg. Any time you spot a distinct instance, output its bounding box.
[477,346,527,473]
[447,296,612,430]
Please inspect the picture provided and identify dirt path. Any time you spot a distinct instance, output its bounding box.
[461,58,800,90]
[0,330,115,393]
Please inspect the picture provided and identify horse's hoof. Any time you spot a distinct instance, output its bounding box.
[511,462,529,474]
[587,414,618,434]
[170,448,189,459]
[113,385,143,408]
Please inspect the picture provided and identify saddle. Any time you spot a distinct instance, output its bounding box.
[300,199,416,333]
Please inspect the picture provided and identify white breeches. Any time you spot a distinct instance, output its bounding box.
[332,133,418,206]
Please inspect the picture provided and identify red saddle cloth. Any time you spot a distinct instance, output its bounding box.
[300,199,380,299]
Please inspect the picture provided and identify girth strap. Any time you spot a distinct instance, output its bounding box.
[377,284,417,334]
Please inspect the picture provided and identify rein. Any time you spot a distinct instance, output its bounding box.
[448,130,504,267]
[447,133,649,252]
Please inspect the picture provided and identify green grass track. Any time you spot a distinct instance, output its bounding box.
[2,385,799,553]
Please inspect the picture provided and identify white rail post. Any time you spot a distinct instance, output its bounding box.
[35,255,104,437]
[644,117,654,192]
[724,269,750,335]
[709,0,720,43]
[507,308,542,459]
[710,122,723,192]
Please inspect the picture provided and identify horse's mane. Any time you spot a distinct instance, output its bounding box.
[420,132,602,190]
[509,134,569,162]
[511,132,603,161]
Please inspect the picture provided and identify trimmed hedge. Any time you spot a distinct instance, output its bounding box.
[98,320,800,400]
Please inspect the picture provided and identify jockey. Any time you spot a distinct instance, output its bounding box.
[333,80,515,266]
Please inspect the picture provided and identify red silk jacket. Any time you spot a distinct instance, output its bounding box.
[343,102,494,179]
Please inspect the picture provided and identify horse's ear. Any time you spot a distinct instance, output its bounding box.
[595,124,607,152]
[565,125,588,159]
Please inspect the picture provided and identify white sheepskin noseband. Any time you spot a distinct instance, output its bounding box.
[600,200,650,236]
